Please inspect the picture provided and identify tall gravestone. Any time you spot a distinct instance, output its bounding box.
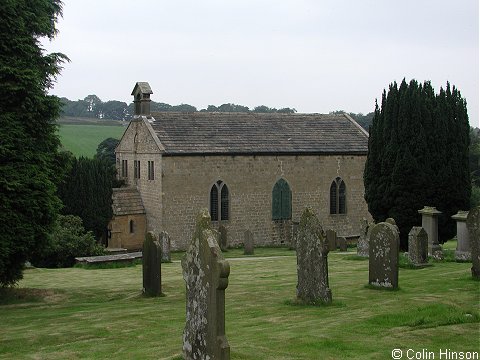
[296,208,332,304]
[182,209,230,360]
[467,206,480,279]
[326,229,337,252]
[408,227,428,267]
[160,231,171,263]
[218,224,228,251]
[418,206,443,257]
[368,222,400,289]
[143,231,162,297]
[357,218,370,257]
[244,230,254,255]
[452,211,471,261]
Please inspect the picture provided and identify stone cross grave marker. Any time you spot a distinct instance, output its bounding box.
[244,229,254,255]
[408,227,428,267]
[296,208,332,304]
[368,222,400,289]
[142,231,162,297]
[182,209,230,360]
[159,230,171,263]
[467,206,480,279]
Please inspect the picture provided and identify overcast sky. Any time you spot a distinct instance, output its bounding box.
[43,0,479,127]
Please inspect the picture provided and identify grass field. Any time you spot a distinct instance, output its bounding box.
[57,122,127,158]
[0,246,478,359]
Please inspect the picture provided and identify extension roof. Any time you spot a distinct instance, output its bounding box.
[112,187,145,216]
[149,112,368,156]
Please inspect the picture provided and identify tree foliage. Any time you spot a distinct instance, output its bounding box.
[364,79,471,248]
[31,215,105,268]
[57,156,120,242]
[95,137,119,166]
[0,0,67,286]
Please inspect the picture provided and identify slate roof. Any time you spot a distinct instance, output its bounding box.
[149,112,368,156]
[112,187,145,216]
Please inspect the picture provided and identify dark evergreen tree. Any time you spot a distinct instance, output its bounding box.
[95,137,120,166]
[57,157,119,243]
[364,79,470,248]
[0,0,67,286]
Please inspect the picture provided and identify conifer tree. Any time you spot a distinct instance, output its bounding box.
[0,0,67,286]
[364,79,470,248]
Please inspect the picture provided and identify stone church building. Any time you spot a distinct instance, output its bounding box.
[108,82,371,251]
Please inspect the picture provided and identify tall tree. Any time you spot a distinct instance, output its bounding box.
[364,79,471,248]
[0,0,67,286]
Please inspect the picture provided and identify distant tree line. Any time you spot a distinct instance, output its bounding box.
[60,95,299,120]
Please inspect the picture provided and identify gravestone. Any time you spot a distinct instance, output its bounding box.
[452,211,471,261]
[296,208,332,304]
[290,222,299,250]
[408,227,428,267]
[368,222,400,289]
[357,218,370,257]
[182,209,230,359]
[326,229,337,252]
[218,224,228,251]
[418,206,443,258]
[142,231,162,297]
[159,231,171,262]
[337,236,347,252]
[244,230,254,255]
[467,206,480,279]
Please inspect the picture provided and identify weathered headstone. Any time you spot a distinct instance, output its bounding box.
[218,224,228,251]
[326,229,337,252]
[368,222,400,289]
[142,231,162,297]
[337,236,347,252]
[289,221,299,250]
[408,227,428,267]
[296,208,332,304]
[357,218,370,257]
[452,211,471,261]
[418,206,443,258]
[467,206,480,279]
[182,209,230,360]
[159,230,171,263]
[244,230,254,255]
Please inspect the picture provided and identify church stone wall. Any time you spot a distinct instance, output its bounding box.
[161,154,370,250]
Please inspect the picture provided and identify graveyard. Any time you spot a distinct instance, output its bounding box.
[1,240,478,360]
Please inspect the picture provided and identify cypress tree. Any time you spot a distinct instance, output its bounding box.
[0,0,67,286]
[364,79,471,249]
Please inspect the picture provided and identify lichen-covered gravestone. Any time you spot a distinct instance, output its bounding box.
[357,218,370,257]
[467,206,480,279]
[218,224,228,251]
[368,222,399,289]
[160,231,171,263]
[296,208,332,304]
[142,231,162,297]
[244,229,254,255]
[452,211,471,261]
[182,209,230,360]
[408,227,428,267]
[326,229,337,252]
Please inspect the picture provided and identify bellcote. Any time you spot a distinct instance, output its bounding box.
[131,82,153,118]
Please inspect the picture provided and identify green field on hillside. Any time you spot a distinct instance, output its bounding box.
[57,123,127,157]
[1,247,478,359]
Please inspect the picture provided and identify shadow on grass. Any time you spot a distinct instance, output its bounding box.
[344,255,368,261]
[0,287,56,305]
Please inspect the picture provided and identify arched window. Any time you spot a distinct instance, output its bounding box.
[330,177,346,214]
[210,180,229,221]
[272,178,292,220]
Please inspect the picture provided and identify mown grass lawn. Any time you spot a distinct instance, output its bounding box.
[0,248,478,359]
